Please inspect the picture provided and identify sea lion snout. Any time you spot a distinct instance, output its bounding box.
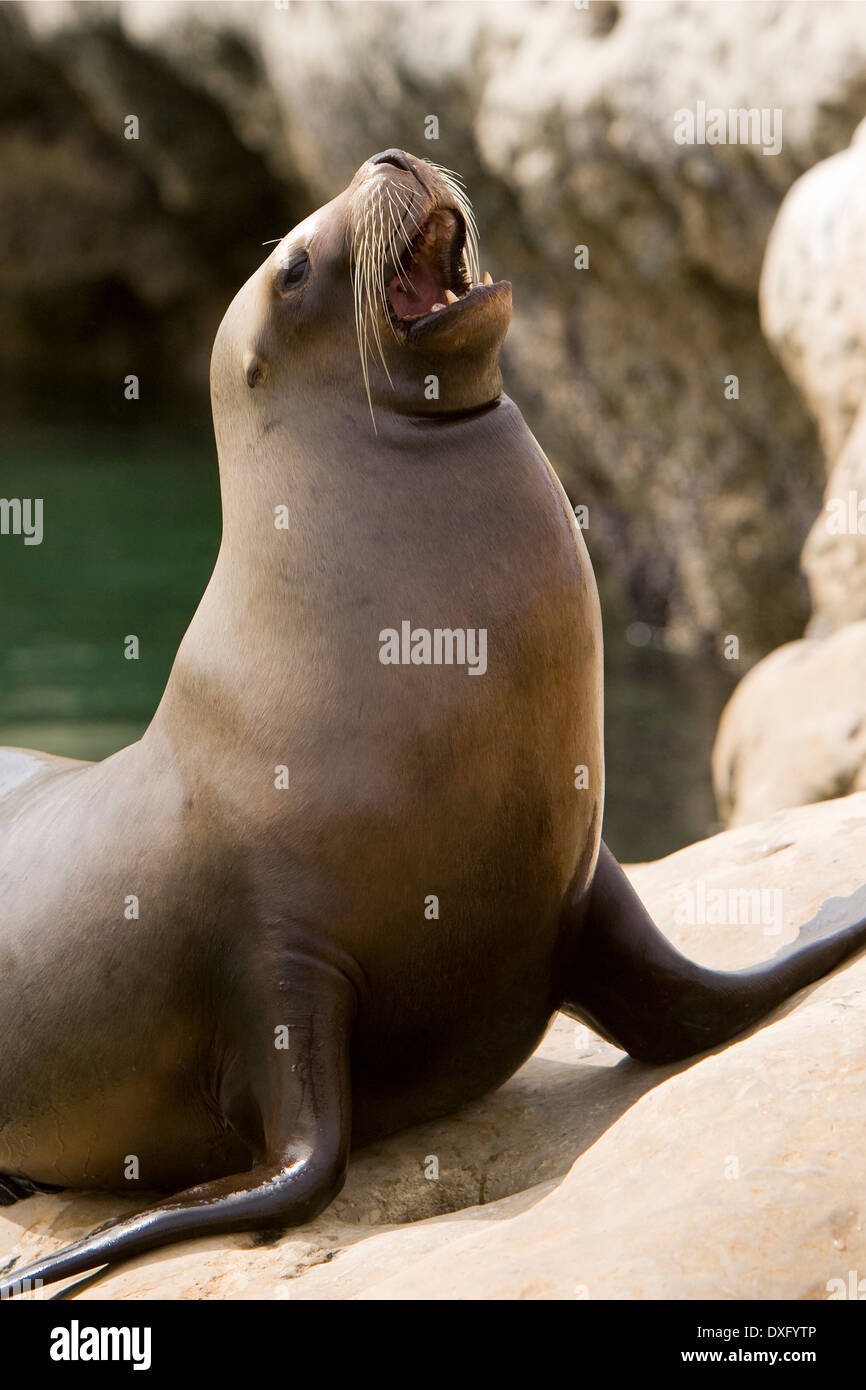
[345,150,512,419]
[368,148,414,172]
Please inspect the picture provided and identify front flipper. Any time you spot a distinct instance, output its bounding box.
[0,950,356,1297]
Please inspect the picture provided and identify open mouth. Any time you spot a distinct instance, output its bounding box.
[386,207,494,332]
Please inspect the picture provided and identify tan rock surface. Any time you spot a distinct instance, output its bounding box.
[761,118,866,465]
[803,406,866,636]
[713,623,866,827]
[715,116,866,825]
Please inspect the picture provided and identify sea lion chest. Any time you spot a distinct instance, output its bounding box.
[187,400,604,1078]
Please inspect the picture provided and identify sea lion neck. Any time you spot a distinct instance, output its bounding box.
[153,395,511,739]
[368,324,507,420]
[213,392,507,563]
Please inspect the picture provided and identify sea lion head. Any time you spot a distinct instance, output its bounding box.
[211,150,512,435]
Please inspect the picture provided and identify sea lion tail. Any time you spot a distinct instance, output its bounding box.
[559,841,866,1064]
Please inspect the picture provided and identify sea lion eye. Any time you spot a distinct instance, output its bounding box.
[276,252,309,292]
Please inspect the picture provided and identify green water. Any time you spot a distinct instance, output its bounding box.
[0,425,733,863]
[601,621,734,861]
[0,422,220,755]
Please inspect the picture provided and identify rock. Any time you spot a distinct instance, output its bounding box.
[803,405,866,634]
[5,793,866,1299]
[0,4,297,414]
[760,118,866,466]
[761,111,866,637]
[714,115,866,824]
[13,0,866,654]
[713,623,866,826]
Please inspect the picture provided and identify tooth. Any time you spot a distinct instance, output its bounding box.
[483,271,493,286]
[431,303,445,311]
[444,289,459,304]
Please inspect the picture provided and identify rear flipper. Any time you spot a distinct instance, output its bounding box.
[0,1175,62,1207]
[558,841,866,1064]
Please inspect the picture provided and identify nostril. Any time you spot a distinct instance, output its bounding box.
[370,149,412,172]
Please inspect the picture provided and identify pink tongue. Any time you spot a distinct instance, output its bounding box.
[387,264,443,318]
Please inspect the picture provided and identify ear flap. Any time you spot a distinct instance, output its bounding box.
[244,348,268,389]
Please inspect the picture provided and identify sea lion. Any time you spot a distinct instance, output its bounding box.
[2,148,866,1297]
